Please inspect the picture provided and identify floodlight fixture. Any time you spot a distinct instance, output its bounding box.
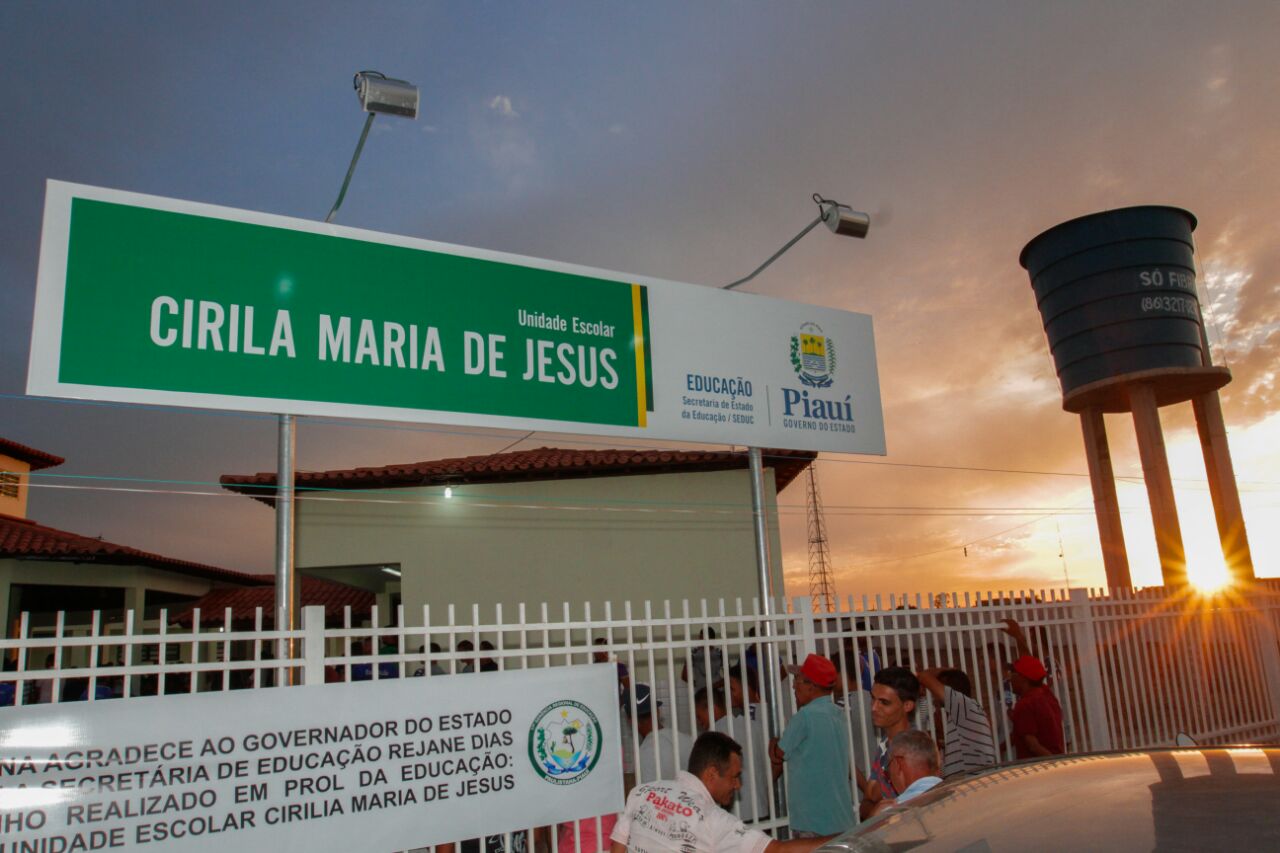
[354,70,420,119]
[325,70,420,223]
[723,193,870,290]
[823,200,871,239]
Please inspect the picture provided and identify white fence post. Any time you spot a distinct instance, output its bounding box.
[1068,588,1112,751]
[301,605,326,686]
[795,597,816,656]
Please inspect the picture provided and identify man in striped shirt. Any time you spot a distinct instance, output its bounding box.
[918,667,997,777]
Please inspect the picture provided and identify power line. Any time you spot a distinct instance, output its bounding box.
[16,469,1142,513]
[23,478,1119,516]
[22,478,1228,522]
[803,454,1277,488]
[841,512,1063,570]
[6,391,1279,487]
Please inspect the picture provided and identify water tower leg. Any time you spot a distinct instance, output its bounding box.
[1080,408,1131,590]
[1128,382,1188,588]
[1192,389,1256,583]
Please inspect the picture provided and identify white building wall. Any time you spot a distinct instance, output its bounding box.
[295,468,786,622]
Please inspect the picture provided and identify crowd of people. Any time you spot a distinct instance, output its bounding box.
[607,617,1066,853]
[4,618,1067,853]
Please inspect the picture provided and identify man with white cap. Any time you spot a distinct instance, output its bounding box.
[767,653,854,836]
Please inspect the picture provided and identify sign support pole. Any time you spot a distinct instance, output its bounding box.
[748,446,787,820]
[274,112,383,652]
[747,448,779,721]
[275,413,296,681]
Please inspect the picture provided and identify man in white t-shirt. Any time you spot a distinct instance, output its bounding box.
[694,687,772,823]
[633,683,691,784]
[720,666,766,727]
[611,732,832,853]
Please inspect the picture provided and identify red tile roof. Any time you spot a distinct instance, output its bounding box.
[221,446,815,506]
[0,513,266,586]
[0,438,64,472]
[170,575,374,627]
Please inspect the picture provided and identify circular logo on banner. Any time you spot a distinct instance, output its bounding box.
[528,700,602,785]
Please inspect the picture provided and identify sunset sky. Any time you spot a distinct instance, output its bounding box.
[2,2,1277,602]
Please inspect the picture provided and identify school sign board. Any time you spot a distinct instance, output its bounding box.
[0,665,621,852]
[29,182,885,454]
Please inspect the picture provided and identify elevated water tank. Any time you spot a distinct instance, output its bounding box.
[1020,205,1230,412]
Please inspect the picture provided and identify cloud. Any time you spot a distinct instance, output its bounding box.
[468,98,540,195]
[7,2,1280,601]
[488,95,519,118]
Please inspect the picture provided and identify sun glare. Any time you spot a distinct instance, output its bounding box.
[1187,559,1231,594]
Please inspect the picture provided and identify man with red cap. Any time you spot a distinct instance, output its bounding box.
[1006,653,1064,758]
[768,653,854,836]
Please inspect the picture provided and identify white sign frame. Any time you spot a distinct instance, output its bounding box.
[30,181,885,455]
[0,665,622,852]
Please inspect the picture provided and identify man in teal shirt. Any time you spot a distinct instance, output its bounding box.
[768,654,855,836]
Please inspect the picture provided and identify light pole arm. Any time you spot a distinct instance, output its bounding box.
[325,112,377,223]
[723,214,824,291]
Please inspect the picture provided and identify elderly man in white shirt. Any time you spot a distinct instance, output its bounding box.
[611,732,832,853]
[869,730,944,817]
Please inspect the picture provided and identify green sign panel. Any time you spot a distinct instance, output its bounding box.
[52,195,652,428]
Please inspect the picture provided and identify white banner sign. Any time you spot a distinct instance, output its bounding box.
[0,665,622,852]
[30,182,885,455]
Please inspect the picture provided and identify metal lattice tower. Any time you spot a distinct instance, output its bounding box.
[806,465,836,612]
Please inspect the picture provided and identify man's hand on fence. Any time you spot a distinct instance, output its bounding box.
[1000,618,1033,659]
[916,667,946,702]
[768,737,785,780]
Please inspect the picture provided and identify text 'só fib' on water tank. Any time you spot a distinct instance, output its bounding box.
[1020,206,1230,413]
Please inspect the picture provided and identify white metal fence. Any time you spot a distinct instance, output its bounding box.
[4,584,1280,849]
